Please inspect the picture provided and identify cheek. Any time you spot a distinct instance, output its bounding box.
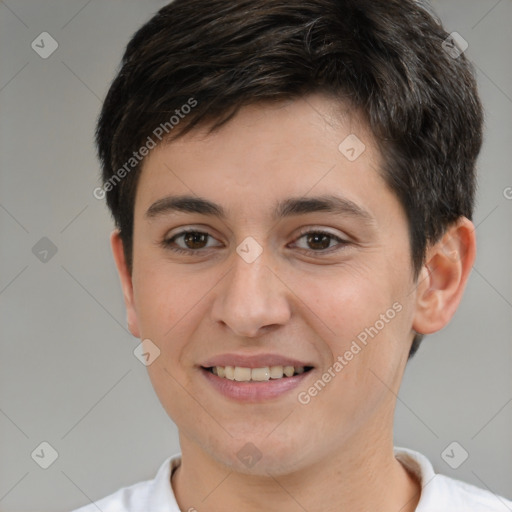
[307,266,397,338]
[132,262,188,333]
[302,261,411,379]
[294,272,409,440]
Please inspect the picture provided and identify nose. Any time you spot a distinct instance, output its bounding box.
[210,249,292,338]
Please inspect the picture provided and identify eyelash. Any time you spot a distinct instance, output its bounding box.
[161,228,349,256]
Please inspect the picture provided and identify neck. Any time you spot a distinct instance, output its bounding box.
[171,425,421,512]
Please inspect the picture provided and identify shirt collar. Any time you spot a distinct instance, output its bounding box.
[146,452,182,512]
[394,445,441,510]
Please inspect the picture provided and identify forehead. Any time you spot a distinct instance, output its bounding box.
[158,94,371,161]
[134,94,397,224]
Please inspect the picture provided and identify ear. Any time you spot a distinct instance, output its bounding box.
[412,217,476,335]
[110,230,140,338]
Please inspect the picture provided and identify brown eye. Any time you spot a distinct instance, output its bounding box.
[161,230,221,254]
[292,230,349,255]
[305,232,332,250]
[181,231,209,249]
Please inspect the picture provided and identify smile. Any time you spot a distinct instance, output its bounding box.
[200,364,315,402]
[205,365,313,381]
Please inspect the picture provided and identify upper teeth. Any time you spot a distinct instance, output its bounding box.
[211,365,305,381]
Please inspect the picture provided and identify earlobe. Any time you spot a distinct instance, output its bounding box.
[110,230,140,338]
[412,217,476,336]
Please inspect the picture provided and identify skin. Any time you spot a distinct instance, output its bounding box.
[111,93,476,512]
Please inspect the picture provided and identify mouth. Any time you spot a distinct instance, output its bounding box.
[199,357,315,402]
[202,365,314,382]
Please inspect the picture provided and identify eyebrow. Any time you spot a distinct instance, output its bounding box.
[145,194,375,224]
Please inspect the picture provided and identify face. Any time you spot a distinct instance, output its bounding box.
[116,94,422,475]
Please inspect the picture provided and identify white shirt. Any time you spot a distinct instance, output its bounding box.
[71,447,512,511]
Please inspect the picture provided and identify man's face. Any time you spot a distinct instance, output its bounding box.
[123,94,419,474]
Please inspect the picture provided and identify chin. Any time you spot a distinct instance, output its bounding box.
[205,434,313,477]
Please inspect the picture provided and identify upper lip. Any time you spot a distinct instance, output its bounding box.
[200,353,314,369]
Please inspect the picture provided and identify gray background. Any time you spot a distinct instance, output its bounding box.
[0,1,510,511]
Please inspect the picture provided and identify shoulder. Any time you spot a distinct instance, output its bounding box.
[69,454,182,512]
[70,478,152,512]
[394,447,512,512]
[425,473,512,512]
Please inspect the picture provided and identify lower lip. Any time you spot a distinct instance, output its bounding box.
[200,367,313,402]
